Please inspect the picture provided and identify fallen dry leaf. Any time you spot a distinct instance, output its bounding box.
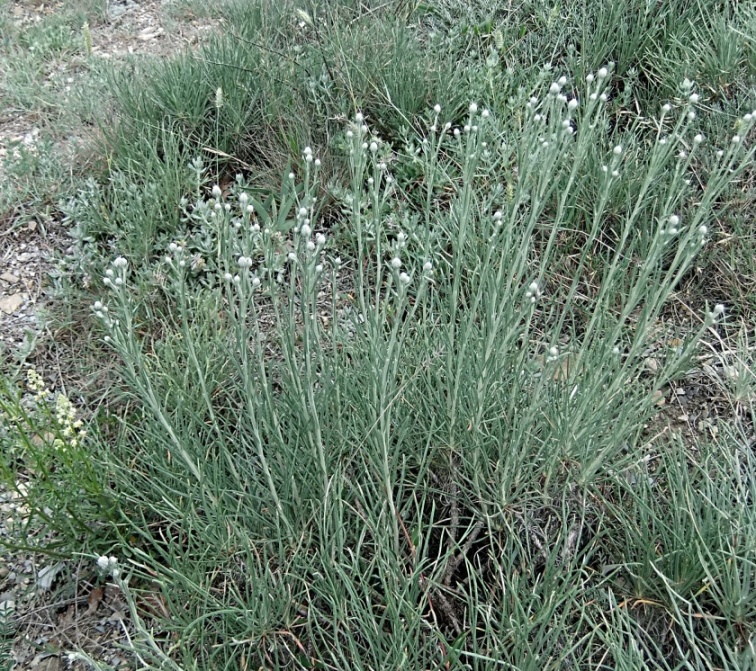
[86,586,104,615]
[0,293,26,314]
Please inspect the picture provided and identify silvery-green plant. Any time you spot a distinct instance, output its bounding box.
[33,70,756,668]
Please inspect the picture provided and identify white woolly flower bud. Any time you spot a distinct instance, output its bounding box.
[315,264,323,274]
[212,185,222,199]
[613,145,622,155]
[370,142,378,153]
[662,103,671,113]
[693,134,703,145]
[699,225,708,235]
[168,242,179,253]
[252,277,260,288]
[469,102,478,114]
[316,233,326,246]
[399,272,410,285]
[288,172,295,180]
[300,224,312,237]
[423,261,433,272]
[708,304,725,322]
[315,158,321,167]
[549,82,560,94]
[493,210,503,221]
[732,135,741,144]
[597,67,608,79]
[558,75,567,86]
[355,112,364,123]
[391,257,402,269]
[482,109,490,118]
[568,98,578,111]
[433,104,441,114]
[224,272,233,281]
[113,257,128,269]
[586,73,594,83]
[525,281,541,302]
[688,111,696,121]
[689,93,699,104]
[306,240,316,251]
[97,556,110,571]
[668,215,680,226]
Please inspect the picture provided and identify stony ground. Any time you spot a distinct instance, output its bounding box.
[1,2,218,668]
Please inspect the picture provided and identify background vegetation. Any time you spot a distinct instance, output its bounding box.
[2,0,756,668]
